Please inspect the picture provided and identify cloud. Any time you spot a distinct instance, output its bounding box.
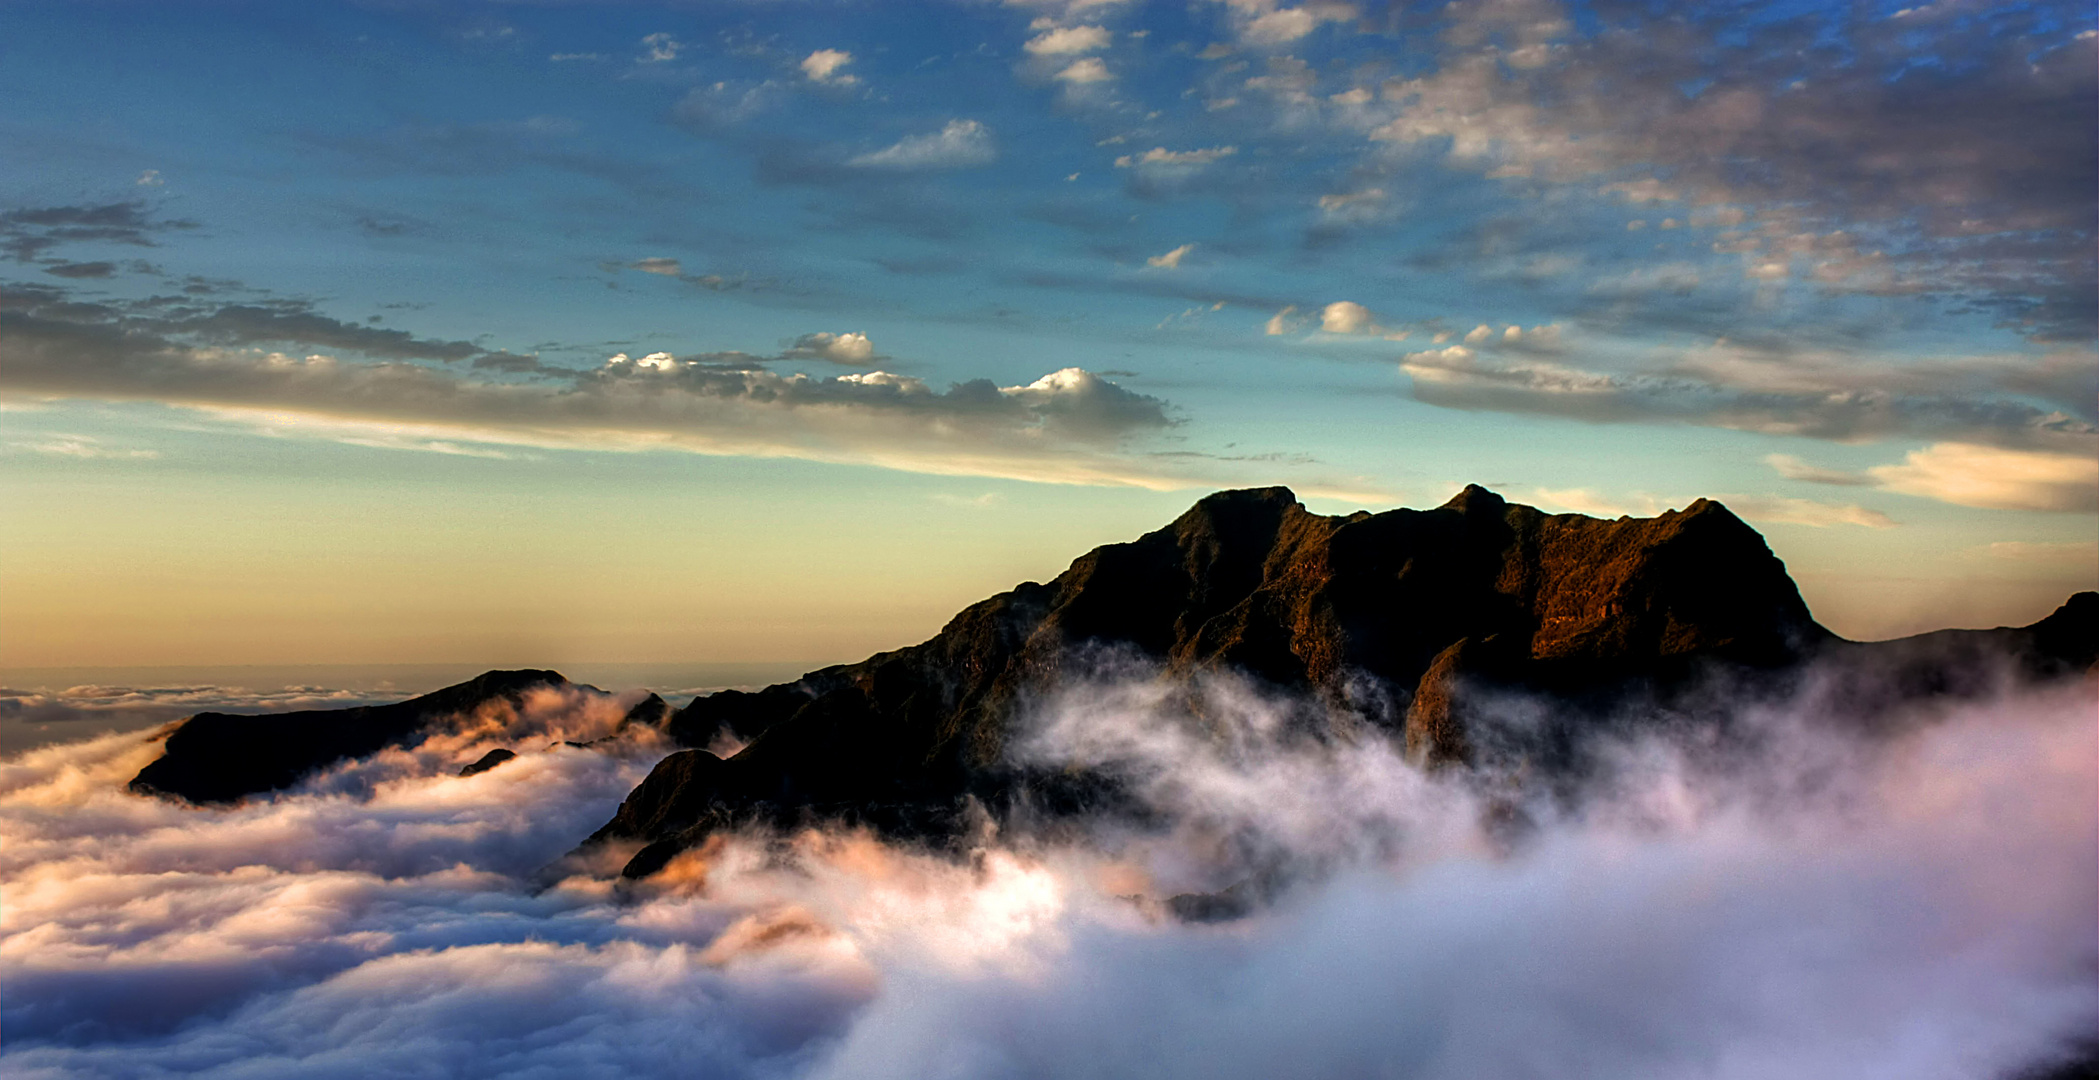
[0,684,414,756]
[1316,301,1413,340]
[2,655,2092,1079]
[850,120,996,170]
[1146,244,1196,269]
[1025,25,1112,54]
[1321,301,1374,334]
[1397,332,2099,456]
[1218,0,1357,45]
[1362,0,2097,339]
[784,332,876,365]
[1868,443,2099,513]
[0,286,1193,490]
[1764,453,1873,487]
[801,49,856,85]
[639,32,683,63]
[1054,57,1114,84]
[1264,305,1302,335]
[632,257,684,277]
[6,434,158,461]
[1113,146,1237,170]
[0,200,196,262]
[42,261,117,279]
[1720,494,1897,529]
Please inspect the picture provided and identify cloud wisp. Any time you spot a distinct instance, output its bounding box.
[1,664,2092,1078]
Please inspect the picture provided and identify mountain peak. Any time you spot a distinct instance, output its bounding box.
[604,485,1840,876]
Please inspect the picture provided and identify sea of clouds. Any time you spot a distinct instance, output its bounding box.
[1,672,2092,1079]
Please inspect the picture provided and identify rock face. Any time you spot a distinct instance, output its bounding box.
[459,748,519,777]
[593,485,1862,876]
[130,669,570,804]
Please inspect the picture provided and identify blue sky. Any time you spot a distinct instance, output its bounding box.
[0,0,2093,667]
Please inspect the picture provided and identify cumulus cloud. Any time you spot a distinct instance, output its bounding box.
[850,120,996,170]
[785,331,876,365]
[1054,57,1114,84]
[801,48,856,85]
[3,665,2090,1078]
[1264,305,1302,335]
[1217,0,1356,45]
[1869,442,2099,513]
[1025,25,1112,54]
[0,283,1195,490]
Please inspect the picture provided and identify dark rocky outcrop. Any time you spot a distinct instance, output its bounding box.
[459,748,518,777]
[130,669,569,804]
[600,484,2071,878]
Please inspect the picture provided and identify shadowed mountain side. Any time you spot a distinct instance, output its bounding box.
[595,484,1886,878]
[128,671,665,804]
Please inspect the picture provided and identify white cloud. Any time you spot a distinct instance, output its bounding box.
[1463,324,1492,344]
[1113,146,1237,169]
[851,120,996,170]
[1869,443,2099,513]
[631,258,684,277]
[134,170,163,187]
[1221,0,1356,45]
[801,48,857,85]
[639,33,682,63]
[1265,305,1302,335]
[1025,25,1112,54]
[788,332,876,365]
[1146,244,1196,269]
[1321,301,1374,334]
[1054,57,1114,84]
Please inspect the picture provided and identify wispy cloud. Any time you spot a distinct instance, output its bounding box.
[851,120,996,170]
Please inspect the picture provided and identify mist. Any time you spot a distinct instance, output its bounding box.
[1,670,2091,1080]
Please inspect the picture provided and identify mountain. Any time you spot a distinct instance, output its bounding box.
[129,670,653,804]
[123,484,2096,868]
[594,484,2073,879]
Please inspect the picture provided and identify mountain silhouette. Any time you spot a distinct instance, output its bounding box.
[587,485,2095,877]
[124,486,2097,873]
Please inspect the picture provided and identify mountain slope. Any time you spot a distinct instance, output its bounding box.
[593,484,1849,876]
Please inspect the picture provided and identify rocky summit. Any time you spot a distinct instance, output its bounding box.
[128,670,668,804]
[587,485,2094,879]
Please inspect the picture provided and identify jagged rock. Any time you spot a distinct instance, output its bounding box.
[129,670,569,804]
[458,748,517,777]
[619,692,672,731]
[592,485,1888,877]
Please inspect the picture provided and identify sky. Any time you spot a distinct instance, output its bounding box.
[1,0,2094,676]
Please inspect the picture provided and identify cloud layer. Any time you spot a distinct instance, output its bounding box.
[0,283,1196,490]
[2,664,2092,1078]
